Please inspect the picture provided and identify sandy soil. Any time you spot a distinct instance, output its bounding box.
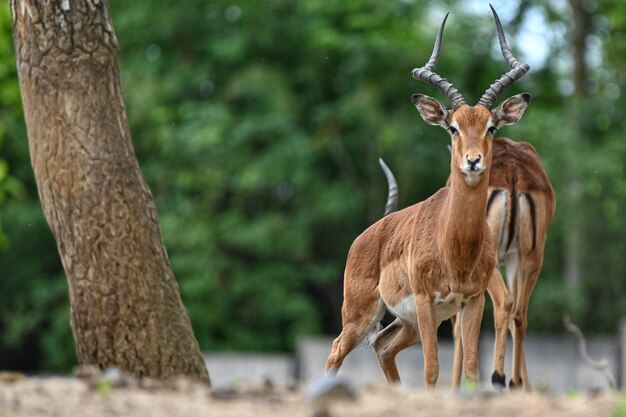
[0,372,622,417]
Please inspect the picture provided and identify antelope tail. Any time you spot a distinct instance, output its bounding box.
[378,158,399,216]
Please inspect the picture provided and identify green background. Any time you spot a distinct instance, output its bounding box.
[0,0,625,371]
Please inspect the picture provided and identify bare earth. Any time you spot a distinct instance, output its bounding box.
[0,374,622,417]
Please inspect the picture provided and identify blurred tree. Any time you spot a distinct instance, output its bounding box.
[9,0,208,380]
[0,4,23,251]
[562,0,591,294]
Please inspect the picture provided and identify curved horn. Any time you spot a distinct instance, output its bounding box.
[412,13,466,109]
[378,158,398,217]
[477,4,530,108]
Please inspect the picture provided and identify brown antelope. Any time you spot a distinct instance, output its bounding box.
[325,7,531,388]
[385,135,555,390]
[378,7,556,390]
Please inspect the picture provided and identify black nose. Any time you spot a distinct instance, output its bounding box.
[466,154,481,169]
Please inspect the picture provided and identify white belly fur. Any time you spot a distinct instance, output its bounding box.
[386,292,466,326]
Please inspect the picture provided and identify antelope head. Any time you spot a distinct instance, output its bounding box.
[411,6,531,186]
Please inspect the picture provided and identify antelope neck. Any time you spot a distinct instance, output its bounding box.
[439,167,491,271]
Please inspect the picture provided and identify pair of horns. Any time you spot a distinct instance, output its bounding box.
[412,4,529,109]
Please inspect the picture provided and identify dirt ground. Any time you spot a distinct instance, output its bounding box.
[0,372,622,417]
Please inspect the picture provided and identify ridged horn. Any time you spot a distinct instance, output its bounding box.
[477,4,530,108]
[412,12,466,109]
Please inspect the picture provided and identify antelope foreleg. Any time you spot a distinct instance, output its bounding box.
[461,292,485,384]
[416,294,439,389]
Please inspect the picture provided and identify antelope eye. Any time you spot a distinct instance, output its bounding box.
[448,126,459,136]
[487,126,498,135]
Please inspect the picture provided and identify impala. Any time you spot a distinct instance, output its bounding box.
[384,135,555,390]
[377,6,555,390]
[325,6,531,388]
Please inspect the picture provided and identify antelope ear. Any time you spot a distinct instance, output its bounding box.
[494,93,531,128]
[412,94,449,128]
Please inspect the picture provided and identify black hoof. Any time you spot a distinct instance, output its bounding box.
[509,378,523,390]
[491,371,506,389]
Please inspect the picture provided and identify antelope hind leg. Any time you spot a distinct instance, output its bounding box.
[374,318,418,383]
[326,299,385,373]
[487,268,513,388]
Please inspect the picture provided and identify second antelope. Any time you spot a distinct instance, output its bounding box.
[325,7,531,388]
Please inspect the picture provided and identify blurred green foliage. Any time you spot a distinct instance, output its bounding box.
[0,0,625,371]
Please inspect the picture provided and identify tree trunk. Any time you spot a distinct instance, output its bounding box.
[10,0,209,381]
[564,0,591,294]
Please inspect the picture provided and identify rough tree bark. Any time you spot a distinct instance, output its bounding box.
[10,0,209,381]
